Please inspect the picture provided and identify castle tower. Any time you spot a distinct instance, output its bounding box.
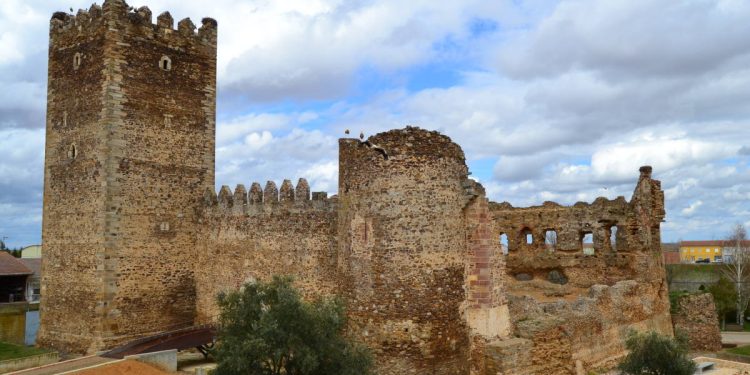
[337,127,477,374]
[38,0,217,353]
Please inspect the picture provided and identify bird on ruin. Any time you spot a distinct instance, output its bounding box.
[344,129,350,135]
[359,131,364,140]
[70,7,74,12]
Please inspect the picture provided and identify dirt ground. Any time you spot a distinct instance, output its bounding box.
[70,360,171,375]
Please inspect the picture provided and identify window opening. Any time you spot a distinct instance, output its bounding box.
[67,144,77,159]
[73,53,82,70]
[499,233,508,255]
[582,232,594,255]
[159,55,172,71]
[545,230,557,251]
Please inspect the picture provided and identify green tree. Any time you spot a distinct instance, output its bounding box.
[213,276,373,375]
[708,276,737,330]
[617,330,696,375]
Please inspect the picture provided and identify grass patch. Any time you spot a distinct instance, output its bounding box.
[0,341,49,361]
[726,344,750,357]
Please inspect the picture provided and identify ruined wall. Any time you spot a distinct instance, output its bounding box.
[484,167,672,374]
[194,179,339,322]
[672,293,722,352]
[39,0,216,353]
[337,127,484,375]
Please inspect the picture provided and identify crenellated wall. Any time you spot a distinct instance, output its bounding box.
[194,179,339,323]
[39,2,672,372]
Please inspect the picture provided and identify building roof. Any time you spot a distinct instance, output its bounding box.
[19,258,41,277]
[680,240,725,247]
[681,240,750,247]
[0,251,33,276]
[662,243,680,252]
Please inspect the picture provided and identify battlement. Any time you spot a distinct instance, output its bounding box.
[202,178,336,216]
[49,0,217,47]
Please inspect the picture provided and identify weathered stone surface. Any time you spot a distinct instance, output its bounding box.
[515,273,533,281]
[672,293,722,352]
[39,2,672,373]
[547,270,568,285]
[39,0,217,353]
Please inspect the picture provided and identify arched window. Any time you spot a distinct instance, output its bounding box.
[159,55,172,71]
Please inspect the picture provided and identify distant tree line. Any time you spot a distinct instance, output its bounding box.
[0,240,22,258]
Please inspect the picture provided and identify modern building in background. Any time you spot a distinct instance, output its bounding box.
[661,243,680,264]
[722,240,750,263]
[21,245,42,259]
[679,241,723,263]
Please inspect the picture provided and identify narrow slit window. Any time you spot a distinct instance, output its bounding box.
[610,225,618,251]
[73,53,82,70]
[67,144,77,159]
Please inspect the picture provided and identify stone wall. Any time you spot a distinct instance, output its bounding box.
[672,293,722,352]
[194,179,338,322]
[38,2,673,370]
[482,167,672,374]
[39,0,216,353]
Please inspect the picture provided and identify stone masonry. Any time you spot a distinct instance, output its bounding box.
[672,293,722,352]
[40,1,673,373]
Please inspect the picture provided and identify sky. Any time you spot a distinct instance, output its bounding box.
[1,0,749,247]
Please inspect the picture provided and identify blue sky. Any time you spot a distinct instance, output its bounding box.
[1,0,750,247]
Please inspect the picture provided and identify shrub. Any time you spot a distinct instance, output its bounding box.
[213,276,372,375]
[617,330,695,375]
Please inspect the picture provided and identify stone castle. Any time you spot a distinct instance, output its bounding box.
[38,1,673,374]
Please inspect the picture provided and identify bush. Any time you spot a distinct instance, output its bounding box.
[617,330,696,375]
[213,276,373,375]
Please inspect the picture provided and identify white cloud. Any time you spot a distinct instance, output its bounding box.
[682,200,704,216]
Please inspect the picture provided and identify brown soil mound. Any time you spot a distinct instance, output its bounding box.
[71,359,171,375]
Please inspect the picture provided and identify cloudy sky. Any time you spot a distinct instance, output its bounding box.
[1,0,749,247]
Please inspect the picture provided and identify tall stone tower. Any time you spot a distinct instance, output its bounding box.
[337,128,476,374]
[38,0,217,353]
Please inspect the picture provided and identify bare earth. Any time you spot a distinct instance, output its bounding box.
[69,360,170,375]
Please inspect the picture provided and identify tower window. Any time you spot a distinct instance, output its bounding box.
[159,55,172,71]
[67,144,77,159]
[73,53,82,70]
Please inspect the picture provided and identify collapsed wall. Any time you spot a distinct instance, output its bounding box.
[672,293,722,352]
[483,167,672,373]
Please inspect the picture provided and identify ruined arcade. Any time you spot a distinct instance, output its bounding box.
[39,1,673,373]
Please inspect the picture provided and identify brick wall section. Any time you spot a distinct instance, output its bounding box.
[673,293,722,352]
[466,196,493,308]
